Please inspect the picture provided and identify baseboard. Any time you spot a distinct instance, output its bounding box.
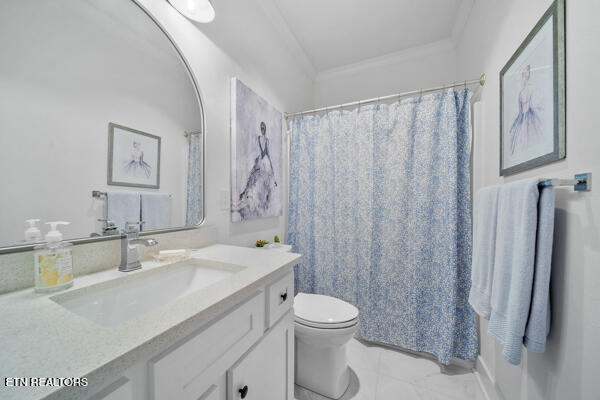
[474,355,500,400]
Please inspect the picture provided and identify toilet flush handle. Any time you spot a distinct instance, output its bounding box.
[238,385,248,399]
[280,291,288,303]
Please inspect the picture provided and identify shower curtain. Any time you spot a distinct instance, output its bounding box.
[186,133,203,225]
[288,89,477,364]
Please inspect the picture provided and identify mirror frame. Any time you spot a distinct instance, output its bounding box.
[0,0,206,255]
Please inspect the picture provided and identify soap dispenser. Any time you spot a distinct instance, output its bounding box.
[34,221,74,293]
[24,219,41,242]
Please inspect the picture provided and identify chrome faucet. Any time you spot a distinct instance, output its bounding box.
[119,221,158,272]
[98,218,119,236]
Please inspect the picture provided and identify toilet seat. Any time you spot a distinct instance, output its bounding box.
[294,293,359,329]
[295,316,358,329]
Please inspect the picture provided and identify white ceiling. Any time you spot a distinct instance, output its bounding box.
[269,0,468,72]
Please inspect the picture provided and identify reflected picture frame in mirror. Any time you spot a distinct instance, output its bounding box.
[108,123,162,189]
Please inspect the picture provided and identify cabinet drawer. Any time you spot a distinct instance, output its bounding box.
[150,292,265,400]
[265,272,293,328]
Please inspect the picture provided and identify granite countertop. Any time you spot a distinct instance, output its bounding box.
[0,244,301,400]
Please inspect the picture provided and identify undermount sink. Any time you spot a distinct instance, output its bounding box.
[51,259,245,327]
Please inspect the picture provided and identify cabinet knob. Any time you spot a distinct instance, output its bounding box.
[280,292,288,302]
[239,385,248,399]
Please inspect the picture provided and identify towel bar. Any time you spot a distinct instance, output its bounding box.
[92,190,172,198]
[92,190,107,198]
[538,172,591,191]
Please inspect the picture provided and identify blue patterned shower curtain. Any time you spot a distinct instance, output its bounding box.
[288,89,477,364]
[186,133,203,225]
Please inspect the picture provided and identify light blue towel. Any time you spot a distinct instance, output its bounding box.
[141,193,171,231]
[488,178,539,365]
[524,186,554,352]
[105,191,141,232]
[469,185,501,319]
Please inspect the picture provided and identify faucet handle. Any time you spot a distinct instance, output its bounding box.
[98,219,118,235]
[98,218,116,227]
[124,221,144,233]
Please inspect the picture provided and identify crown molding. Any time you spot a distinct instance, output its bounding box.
[315,38,456,82]
[255,0,317,80]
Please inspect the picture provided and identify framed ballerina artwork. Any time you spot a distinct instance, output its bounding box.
[107,122,161,189]
[230,78,283,222]
[500,0,565,176]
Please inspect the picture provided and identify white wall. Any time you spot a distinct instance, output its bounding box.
[456,1,600,399]
[313,39,457,108]
[136,0,314,246]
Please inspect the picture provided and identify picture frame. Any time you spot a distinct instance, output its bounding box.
[500,0,565,176]
[107,122,161,189]
[230,78,283,222]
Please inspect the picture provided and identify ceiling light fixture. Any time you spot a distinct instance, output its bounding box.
[167,0,215,23]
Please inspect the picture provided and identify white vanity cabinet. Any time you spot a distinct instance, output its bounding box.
[150,291,266,400]
[88,378,133,400]
[87,270,294,400]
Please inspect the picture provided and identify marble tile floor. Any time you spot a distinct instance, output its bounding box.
[295,338,486,400]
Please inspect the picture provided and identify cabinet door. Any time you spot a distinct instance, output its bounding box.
[88,377,133,400]
[227,310,294,400]
[150,292,265,400]
[198,385,223,400]
[194,374,226,400]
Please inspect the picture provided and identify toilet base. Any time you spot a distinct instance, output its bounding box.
[294,322,357,399]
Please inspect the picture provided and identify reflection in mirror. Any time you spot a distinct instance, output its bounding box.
[0,0,204,249]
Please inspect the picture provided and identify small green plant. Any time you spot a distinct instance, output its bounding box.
[274,235,280,243]
[255,239,269,247]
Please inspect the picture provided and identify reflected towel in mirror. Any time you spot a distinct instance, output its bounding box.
[141,193,171,231]
[105,192,141,233]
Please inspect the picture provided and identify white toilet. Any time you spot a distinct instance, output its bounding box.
[294,293,359,399]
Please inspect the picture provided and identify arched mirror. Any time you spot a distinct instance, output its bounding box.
[0,0,205,252]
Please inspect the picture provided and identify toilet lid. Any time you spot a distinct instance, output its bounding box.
[294,293,359,327]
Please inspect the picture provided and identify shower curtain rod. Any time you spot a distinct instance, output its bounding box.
[284,73,486,119]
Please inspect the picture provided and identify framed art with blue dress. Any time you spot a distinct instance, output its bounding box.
[500,0,565,176]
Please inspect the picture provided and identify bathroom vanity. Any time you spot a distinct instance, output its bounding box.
[0,244,300,400]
